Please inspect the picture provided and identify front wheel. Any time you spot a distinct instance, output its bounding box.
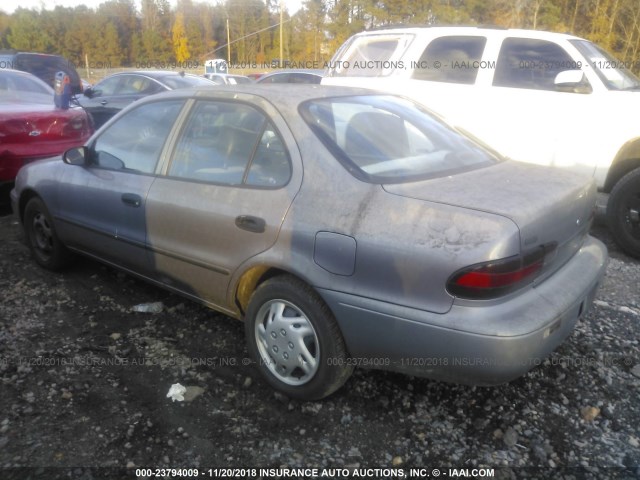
[23,197,72,270]
[245,275,353,400]
[607,168,640,258]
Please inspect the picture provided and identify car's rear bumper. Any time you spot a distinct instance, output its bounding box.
[318,235,607,385]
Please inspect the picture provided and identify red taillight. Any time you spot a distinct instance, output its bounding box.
[447,243,557,299]
[62,115,88,137]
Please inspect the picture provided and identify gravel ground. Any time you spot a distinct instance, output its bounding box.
[0,207,639,480]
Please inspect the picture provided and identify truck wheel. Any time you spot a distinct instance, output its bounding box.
[245,275,353,400]
[607,168,640,258]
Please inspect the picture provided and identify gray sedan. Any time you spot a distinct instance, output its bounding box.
[11,85,607,400]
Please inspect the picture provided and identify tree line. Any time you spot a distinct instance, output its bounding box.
[1,0,639,73]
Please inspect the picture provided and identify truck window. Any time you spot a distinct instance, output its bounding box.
[412,36,487,85]
[494,38,580,91]
[327,34,414,77]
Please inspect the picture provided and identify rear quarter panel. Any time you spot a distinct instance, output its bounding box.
[243,119,522,315]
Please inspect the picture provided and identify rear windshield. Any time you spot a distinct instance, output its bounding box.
[14,53,82,93]
[300,95,497,183]
[0,70,53,103]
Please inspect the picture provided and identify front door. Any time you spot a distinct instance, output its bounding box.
[56,99,186,275]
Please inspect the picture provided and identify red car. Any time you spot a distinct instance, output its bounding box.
[0,69,92,197]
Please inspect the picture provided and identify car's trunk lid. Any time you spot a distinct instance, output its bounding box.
[0,105,91,143]
[383,161,595,280]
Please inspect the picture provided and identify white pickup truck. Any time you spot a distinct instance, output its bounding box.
[323,27,640,258]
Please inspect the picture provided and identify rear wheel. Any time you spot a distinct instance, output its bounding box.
[23,197,72,270]
[607,168,640,259]
[245,275,353,400]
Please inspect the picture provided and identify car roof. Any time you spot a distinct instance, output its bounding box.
[260,70,324,76]
[137,84,380,107]
[103,70,201,79]
[0,50,67,58]
[352,25,585,42]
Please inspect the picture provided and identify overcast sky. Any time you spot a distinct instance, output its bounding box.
[2,0,303,15]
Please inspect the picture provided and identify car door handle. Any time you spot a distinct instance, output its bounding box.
[100,100,108,106]
[121,193,141,207]
[235,215,265,233]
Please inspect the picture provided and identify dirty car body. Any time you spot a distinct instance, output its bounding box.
[11,85,607,400]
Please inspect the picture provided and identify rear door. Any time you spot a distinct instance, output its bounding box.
[144,97,301,310]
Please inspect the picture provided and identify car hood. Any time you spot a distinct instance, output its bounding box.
[383,160,596,275]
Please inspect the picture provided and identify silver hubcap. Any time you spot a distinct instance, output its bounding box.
[32,212,53,257]
[255,300,319,386]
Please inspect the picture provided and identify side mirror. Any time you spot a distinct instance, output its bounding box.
[554,70,592,93]
[83,87,94,98]
[63,146,88,166]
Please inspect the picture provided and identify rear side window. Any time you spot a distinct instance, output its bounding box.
[118,75,163,95]
[300,95,497,184]
[259,73,289,84]
[494,38,578,91]
[168,101,291,187]
[160,75,213,89]
[412,36,487,84]
[327,33,414,77]
[290,73,321,84]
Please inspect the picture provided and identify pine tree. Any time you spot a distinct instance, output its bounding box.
[173,12,190,62]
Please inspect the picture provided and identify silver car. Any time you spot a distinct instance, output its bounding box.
[10,85,607,400]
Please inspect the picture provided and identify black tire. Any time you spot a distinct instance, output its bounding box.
[245,275,353,400]
[23,197,72,270]
[607,168,640,259]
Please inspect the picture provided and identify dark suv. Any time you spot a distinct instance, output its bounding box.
[0,50,83,94]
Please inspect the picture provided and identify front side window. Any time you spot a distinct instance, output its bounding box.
[412,36,487,84]
[494,37,582,91]
[168,101,290,187]
[570,39,640,91]
[300,95,497,183]
[92,76,123,97]
[92,100,185,173]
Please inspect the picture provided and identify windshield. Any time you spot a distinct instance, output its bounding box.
[300,95,497,184]
[326,33,414,77]
[161,74,214,89]
[570,39,640,90]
